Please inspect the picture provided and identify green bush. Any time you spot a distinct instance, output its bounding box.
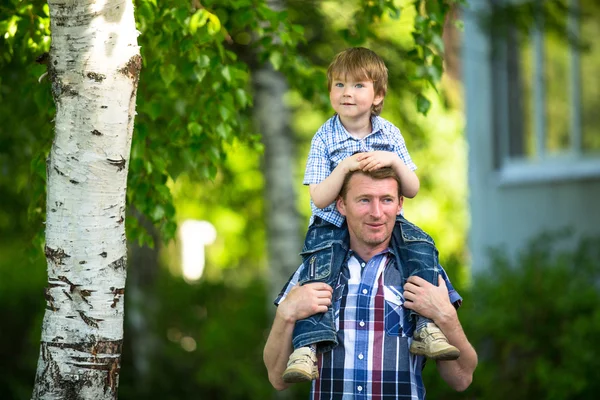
[424,233,600,400]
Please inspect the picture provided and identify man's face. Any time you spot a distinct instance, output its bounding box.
[336,173,403,253]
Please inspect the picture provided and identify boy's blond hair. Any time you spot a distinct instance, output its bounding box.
[327,47,389,116]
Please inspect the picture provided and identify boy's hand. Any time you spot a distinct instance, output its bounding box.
[357,151,398,171]
[343,153,363,173]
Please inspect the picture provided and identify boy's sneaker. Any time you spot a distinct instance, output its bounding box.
[282,347,318,383]
[409,322,460,360]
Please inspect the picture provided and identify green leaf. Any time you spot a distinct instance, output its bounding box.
[189,10,209,34]
[151,205,165,221]
[160,64,176,86]
[416,93,431,115]
[187,122,203,136]
[269,51,282,70]
[235,88,248,108]
[431,33,445,54]
[207,12,221,35]
[221,65,232,83]
[219,105,231,120]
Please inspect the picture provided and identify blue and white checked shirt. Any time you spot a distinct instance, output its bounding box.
[304,114,417,227]
[275,250,462,400]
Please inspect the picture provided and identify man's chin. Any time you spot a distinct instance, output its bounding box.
[363,236,387,247]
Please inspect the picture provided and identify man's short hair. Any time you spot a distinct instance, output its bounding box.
[327,47,388,116]
[339,167,402,200]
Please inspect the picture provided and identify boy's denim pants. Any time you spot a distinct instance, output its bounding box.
[291,215,440,353]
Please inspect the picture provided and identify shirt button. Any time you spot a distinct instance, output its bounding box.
[359,321,365,327]
[362,289,368,294]
[358,353,364,360]
[361,262,365,268]
[357,386,363,392]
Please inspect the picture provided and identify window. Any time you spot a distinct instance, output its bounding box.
[492,0,600,184]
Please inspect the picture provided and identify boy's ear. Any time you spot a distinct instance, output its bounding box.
[373,93,384,106]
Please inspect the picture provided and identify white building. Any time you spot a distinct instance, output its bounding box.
[462,0,600,272]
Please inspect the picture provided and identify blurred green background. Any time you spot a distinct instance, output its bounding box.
[2,0,600,399]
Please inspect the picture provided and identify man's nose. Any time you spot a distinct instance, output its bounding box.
[370,202,383,218]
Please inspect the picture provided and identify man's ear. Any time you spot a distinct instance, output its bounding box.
[336,196,346,216]
[396,195,404,215]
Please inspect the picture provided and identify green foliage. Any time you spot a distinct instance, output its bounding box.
[0,0,462,247]
[424,233,600,399]
[118,271,308,400]
[165,140,267,282]
[0,240,46,400]
[127,0,309,246]
[0,0,53,248]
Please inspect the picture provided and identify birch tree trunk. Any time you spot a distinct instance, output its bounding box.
[32,1,141,398]
[254,64,302,304]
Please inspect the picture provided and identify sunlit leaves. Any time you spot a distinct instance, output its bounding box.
[188,9,221,36]
[1,0,461,246]
[125,0,307,243]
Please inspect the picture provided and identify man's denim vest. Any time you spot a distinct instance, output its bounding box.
[292,215,440,352]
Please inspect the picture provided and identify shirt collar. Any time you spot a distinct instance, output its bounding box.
[348,247,394,264]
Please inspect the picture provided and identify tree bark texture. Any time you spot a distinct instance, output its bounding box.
[253,65,302,304]
[33,1,140,399]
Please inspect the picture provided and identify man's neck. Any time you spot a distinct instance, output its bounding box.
[339,115,372,139]
[350,239,390,262]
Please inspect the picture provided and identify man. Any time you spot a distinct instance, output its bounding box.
[263,167,477,398]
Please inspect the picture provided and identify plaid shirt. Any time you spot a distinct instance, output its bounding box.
[275,250,462,400]
[303,115,417,227]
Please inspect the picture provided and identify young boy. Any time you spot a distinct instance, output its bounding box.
[282,47,460,384]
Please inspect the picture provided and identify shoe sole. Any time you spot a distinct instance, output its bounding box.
[282,368,318,384]
[410,346,460,361]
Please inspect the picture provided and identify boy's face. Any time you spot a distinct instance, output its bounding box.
[329,74,383,123]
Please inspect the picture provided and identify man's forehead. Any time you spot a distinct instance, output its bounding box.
[348,175,398,194]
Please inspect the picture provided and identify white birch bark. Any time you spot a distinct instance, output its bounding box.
[32,1,140,398]
[254,67,302,302]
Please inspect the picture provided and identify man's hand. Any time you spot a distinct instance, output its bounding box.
[402,275,455,323]
[356,151,399,172]
[403,275,478,392]
[277,282,333,323]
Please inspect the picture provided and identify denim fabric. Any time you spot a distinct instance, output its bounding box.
[292,217,349,352]
[292,215,440,351]
[391,215,440,333]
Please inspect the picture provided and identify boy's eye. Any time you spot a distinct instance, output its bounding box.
[355,83,364,88]
[335,82,344,88]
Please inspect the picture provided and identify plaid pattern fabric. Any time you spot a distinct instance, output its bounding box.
[275,251,462,400]
[303,114,417,227]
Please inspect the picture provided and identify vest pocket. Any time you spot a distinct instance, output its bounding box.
[299,246,333,283]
